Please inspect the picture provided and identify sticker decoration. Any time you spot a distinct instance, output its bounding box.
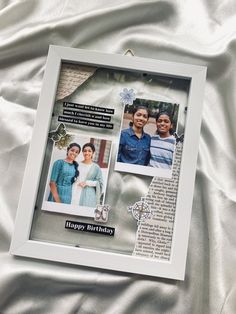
[56,63,97,101]
[65,220,115,236]
[94,205,111,223]
[174,132,184,144]
[128,200,153,225]
[120,88,136,105]
[48,123,74,149]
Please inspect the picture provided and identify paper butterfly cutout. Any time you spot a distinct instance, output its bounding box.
[120,88,136,105]
[128,200,153,225]
[174,132,184,144]
[49,123,74,149]
[94,205,111,223]
[49,123,67,142]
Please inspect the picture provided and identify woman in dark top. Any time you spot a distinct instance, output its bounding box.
[118,106,151,165]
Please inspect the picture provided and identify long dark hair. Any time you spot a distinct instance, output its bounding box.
[155,111,173,135]
[129,105,150,127]
[67,143,80,183]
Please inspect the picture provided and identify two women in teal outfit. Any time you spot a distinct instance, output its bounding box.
[48,142,103,207]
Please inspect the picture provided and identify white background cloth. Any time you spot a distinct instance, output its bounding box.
[0,1,236,313]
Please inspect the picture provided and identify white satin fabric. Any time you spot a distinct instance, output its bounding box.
[0,1,236,313]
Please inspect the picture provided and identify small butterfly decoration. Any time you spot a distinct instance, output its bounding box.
[120,88,136,105]
[174,132,184,144]
[48,123,74,149]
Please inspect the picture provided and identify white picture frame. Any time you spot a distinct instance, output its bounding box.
[10,45,206,280]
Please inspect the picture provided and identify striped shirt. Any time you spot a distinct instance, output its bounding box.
[149,135,176,169]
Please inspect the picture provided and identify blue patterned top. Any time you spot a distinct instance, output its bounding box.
[48,159,76,204]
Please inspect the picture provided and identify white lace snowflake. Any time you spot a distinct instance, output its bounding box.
[120,88,136,105]
[128,200,153,225]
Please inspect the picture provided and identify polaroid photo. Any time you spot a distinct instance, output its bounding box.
[115,99,179,178]
[42,131,112,218]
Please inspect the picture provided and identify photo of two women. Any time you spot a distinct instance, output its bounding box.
[45,137,111,209]
[117,99,179,176]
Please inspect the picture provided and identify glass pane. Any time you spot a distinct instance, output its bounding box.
[30,64,190,260]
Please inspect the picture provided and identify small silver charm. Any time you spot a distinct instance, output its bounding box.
[94,205,111,223]
[128,200,153,225]
[174,132,184,145]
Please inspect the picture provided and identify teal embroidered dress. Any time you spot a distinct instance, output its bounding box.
[48,159,76,204]
[78,163,103,207]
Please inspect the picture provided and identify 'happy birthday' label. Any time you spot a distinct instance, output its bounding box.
[65,220,115,236]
